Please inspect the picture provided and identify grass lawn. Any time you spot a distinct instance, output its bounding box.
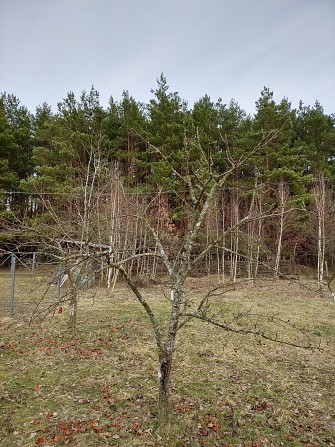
[0,270,334,446]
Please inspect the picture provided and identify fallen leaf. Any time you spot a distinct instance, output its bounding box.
[31,419,41,425]
[251,401,268,412]
[198,426,209,437]
[252,441,262,447]
[101,431,112,437]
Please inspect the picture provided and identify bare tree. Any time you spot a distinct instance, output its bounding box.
[313,176,326,292]
[8,127,320,428]
[100,129,317,425]
[245,179,265,285]
[274,180,290,278]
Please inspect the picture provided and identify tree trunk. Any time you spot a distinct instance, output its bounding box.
[68,287,78,333]
[314,177,326,292]
[230,192,239,282]
[158,351,173,425]
[274,181,287,278]
[156,285,184,426]
[317,209,325,291]
[67,268,81,333]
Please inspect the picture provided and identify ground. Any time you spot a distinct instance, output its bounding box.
[0,269,334,446]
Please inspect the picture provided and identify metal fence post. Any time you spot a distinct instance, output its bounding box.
[32,253,36,273]
[10,254,16,317]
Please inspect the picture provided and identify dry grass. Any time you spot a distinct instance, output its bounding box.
[0,270,334,446]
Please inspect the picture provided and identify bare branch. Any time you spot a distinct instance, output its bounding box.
[183,312,320,350]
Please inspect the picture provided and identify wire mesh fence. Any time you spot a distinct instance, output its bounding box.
[0,254,58,321]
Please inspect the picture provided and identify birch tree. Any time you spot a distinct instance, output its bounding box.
[274,180,289,277]
[313,176,326,292]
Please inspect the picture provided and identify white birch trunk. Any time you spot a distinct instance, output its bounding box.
[274,181,288,278]
[314,177,326,292]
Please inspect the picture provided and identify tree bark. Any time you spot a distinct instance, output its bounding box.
[68,286,78,333]
[158,351,173,425]
[274,180,287,278]
[314,177,326,292]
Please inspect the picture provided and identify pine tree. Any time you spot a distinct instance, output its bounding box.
[295,101,335,177]
[105,91,147,188]
[0,93,33,215]
[145,74,188,189]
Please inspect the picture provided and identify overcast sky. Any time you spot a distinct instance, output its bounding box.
[1,0,334,115]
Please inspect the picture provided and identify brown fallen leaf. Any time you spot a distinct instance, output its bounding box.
[198,426,209,436]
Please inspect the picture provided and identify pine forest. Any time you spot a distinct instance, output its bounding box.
[1,75,335,285]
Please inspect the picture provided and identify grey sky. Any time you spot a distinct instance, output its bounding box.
[1,0,334,115]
